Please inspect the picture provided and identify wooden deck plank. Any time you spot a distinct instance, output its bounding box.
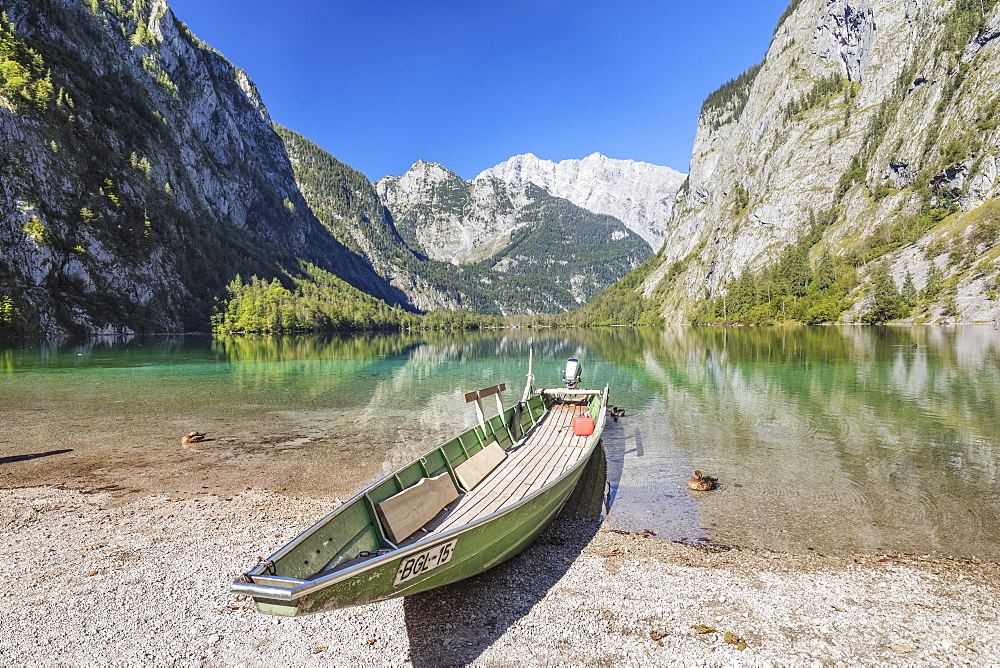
[543,407,589,484]
[430,403,593,535]
[433,411,569,531]
[463,429,570,519]
[531,404,589,487]
[435,423,565,530]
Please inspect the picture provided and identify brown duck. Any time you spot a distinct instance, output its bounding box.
[180,431,207,445]
[688,470,717,491]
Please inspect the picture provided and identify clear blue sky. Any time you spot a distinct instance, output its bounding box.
[167,0,791,180]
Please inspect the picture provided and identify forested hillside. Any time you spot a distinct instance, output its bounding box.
[0,0,404,337]
[273,125,410,273]
[208,261,500,333]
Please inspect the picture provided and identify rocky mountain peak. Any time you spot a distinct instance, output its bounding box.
[376,160,463,199]
[407,158,459,180]
[476,153,686,249]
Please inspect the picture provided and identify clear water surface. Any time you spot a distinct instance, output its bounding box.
[2,325,998,559]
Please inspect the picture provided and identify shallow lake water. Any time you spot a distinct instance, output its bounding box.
[2,325,999,559]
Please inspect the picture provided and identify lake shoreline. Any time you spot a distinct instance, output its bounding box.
[5,326,1000,561]
[3,485,997,665]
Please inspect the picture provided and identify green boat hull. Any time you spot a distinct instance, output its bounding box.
[257,440,594,615]
[235,384,609,616]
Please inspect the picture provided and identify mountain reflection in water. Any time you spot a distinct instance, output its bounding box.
[1,325,998,559]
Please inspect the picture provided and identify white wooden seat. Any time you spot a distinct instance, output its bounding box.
[375,473,459,545]
[454,442,507,491]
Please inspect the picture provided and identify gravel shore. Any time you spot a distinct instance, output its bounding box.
[1,485,998,666]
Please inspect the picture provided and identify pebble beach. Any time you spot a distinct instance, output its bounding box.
[2,484,998,666]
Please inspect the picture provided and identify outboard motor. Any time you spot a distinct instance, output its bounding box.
[562,358,582,389]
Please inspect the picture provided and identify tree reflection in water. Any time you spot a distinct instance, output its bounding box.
[1,325,998,558]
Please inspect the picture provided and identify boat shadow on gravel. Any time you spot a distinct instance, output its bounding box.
[0,448,73,464]
[403,438,617,666]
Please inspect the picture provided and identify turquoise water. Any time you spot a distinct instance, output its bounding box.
[2,326,999,558]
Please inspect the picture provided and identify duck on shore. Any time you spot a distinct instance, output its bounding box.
[180,431,206,446]
[688,470,717,491]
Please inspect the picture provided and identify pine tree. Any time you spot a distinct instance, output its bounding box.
[901,271,917,306]
[923,263,943,301]
[863,261,903,324]
[816,248,836,290]
[774,245,809,297]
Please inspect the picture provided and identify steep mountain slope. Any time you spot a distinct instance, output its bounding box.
[277,128,484,312]
[634,0,1000,324]
[285,149,653,315]
[465,184,654,313]
[477,152,686,250]
[0,0,402,336]
[375,160,536,264]
[274,126,417,282]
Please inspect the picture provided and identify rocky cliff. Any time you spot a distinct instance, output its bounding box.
[376,160,534,264]
[477,152,686,250]
[0,0,400,336]
[289,155,654,315]
[639,0,1000,324]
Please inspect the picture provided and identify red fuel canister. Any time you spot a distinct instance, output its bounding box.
[572,415,595,437]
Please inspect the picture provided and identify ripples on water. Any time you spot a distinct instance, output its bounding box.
[1,326,999,559]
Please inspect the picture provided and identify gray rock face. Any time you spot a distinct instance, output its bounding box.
[812,0,877,83]
[477,153,686,250]
[646,0,1000,323]
[0,0,397,335]
[375,152,679,269]
[376,161,532,264]
[373,160,652,314]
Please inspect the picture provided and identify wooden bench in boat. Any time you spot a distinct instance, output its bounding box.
[427,403,591,536]
[376,403,594,546]
[374,473,459,545]
[454,441,507,491]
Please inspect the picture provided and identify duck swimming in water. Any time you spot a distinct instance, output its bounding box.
[610,407,626,421]
[688,470,717,491]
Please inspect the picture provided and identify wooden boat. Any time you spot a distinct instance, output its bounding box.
[231,355,609,615]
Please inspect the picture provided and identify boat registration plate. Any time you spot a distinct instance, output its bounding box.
[393,539,458,586]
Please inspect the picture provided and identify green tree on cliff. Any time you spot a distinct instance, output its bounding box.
[862,261,904,324]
